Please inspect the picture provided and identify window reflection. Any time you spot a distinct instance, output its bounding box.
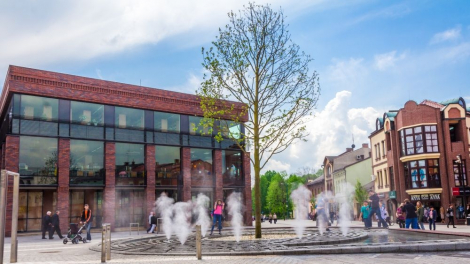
[155,112,180,133]
[407,159,440,189]
[222,150,243,185]
[20,95,58,121]
[155,146,180,186]
[220,121,241,139]
[189,116,210,136]
[71,101,104,126]
[70,140,104,185]
[115,143,145,185]
[19,136,57,185]
[191,148,213,186]
[115,107,144,130]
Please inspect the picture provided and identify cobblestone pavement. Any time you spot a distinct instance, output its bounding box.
[2,220,470,264]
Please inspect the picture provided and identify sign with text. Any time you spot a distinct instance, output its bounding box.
[410,193,440,201]
[389,191,396,199]
[452,187,470,196]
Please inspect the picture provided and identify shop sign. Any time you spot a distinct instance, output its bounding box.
[410,194,441,201]
[389,191,397,199]
[377,193,385,198]
[452,187,470,196]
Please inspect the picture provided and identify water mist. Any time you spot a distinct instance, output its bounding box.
[155,193,175,241]
[335,182,354,236]
[194,193,211,237]
[315,191,333,235]
[290,185,311,239]
[227,192,243,242]
[172,201,192,245]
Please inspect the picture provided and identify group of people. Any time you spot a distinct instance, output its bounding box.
[41,204,92,242]
[260,213,278,224]
[359,190,389,229]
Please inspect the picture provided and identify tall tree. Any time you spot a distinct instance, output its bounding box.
[198,3,320,237]
[354,180,369,205]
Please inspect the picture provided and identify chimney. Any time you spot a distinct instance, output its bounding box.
[362,143,369,148]
[346,148,353,152]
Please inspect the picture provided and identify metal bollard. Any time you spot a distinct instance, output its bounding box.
[101,224,106,263]
[106,224,111,260]
[196,225,202,260]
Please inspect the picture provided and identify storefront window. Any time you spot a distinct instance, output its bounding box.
[154,112,180,133]
[222,150,243,186]
[155,146,180,186]
[191,148,213,187]
[406,159,440,189]
[115,143,145,185]
[70,140,104,185]
[19,136,57,185]
[115,190,145,227]
[18,191,44,232]
[19,95,58,121]
[115,107,144,130]
[71,101,104,126]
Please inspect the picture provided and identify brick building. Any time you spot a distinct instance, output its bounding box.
[0,65,252,235]
[371,98,470,223]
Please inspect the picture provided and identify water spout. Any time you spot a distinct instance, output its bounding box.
[290,185,311,239]
[227,192,243,242]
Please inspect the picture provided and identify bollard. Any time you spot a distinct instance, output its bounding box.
[106,224,111,260]
[101,224,106,263]
[196,225,202,260]
[10,174,19,263]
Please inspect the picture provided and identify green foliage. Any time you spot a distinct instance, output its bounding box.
[266,180,287,216]
[354,180,368,205]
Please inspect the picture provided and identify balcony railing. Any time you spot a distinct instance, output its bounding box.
[70,169,105,186]
[19,167,58,185]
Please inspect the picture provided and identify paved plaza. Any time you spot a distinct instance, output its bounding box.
[1,220,470,263]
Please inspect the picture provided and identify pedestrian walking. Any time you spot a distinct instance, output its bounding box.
[273,213,277,224]
[316,197,330,232]
[396,203,405,228]
[146,211,155,233]
[359,201,371,229]
[403,199,419,229]
[440,206,445,223]
[378,201,388,228]
[416,201,425,230]
[269,213,273,224]
[148,213,157,233]
[428,207,437,231]
[447,204,456,228]
[42,211,53,239]
[210,199,224,235]
[80,204,93,241]
[51,210,64,239]
[368,190,388,228]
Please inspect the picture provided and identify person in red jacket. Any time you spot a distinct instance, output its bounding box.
[80,204,92,241]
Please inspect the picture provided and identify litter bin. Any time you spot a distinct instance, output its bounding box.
[467,216,470,226]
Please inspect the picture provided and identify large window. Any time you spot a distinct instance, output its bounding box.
[404,159,440,189]
[222,150,243,186]
[220,121,241,139]
[400,125,438,156]
[155,146,181,186]
[155,112,180,133]
[70,140,104,185]
[190,148,213,186]
[115,107,144,130]
[18,191,44,232]
[189,116,210,136]
[454,159,467,187]
[19,95,58,121]
[115,143,145,185]
[19,136,57,185]
[71,101,104,126]
[115,190,145,227]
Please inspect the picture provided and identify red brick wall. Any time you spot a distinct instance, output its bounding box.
[57,138,70,232]
[214,150,223,201]
[104,142,116,230]
[5,135,19,236]
[181,148,191,201]
[243,152,252,226]
[3,66,247,122]
[146,145,156,217]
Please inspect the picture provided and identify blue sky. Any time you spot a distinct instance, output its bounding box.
[1,0,469,173]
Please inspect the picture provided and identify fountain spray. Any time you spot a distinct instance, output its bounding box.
[227,192,244,242]
[290,185,311,239]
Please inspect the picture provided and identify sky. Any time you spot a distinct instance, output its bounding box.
[1,0,469,175]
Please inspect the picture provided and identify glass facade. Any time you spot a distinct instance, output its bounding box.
[71,101,104,126]
[454,160,467,187]
[115,190,145,227]
[191,148,213,187]
[19,95,58,121]
[70,140,104,185]
[220,120,241,139]
[18,190,57,232]
[115,143,145,185]
[189,116,210,136]
[155,111,180,133]
[19,136,58,185]
[222,150,243,186]
[155,146,180,186]
[115,106,144,130]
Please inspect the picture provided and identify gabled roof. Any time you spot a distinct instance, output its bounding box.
[325,156,337,162]
[384,112,397,121]
[420,100,444,109]
[306,175,324,186]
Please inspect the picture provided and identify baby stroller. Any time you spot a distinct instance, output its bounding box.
[63,223,87,244]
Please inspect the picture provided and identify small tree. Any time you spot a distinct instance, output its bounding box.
[354,180,368,212]
[198,3,320,238]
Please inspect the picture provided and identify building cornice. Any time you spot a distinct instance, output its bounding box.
[399,153,440,163]
[397,123,438,131]
[405,188,443,195]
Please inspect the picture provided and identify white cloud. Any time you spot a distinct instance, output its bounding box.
[353,4,411,24]
[430,26,462,44]
[327,58,368,87]
[262,91,383,174]
[164,72,202,95]
[374,51,406,70]
[262,159,291,173]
